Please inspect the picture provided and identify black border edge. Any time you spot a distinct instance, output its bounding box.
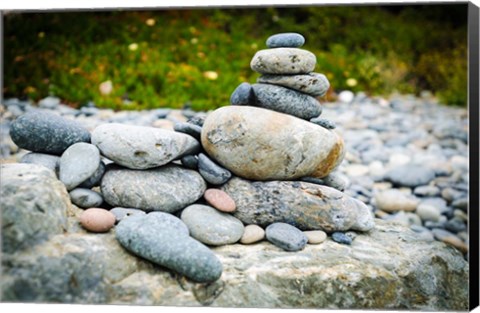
[469,1,480,311]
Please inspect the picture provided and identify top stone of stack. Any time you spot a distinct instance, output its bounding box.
[266,32,305,48]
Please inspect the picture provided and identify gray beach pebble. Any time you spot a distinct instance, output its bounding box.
[69,188,103,208]
[198,153,232,185]
[258,72,329,97]
[250,48,316,75]
[59,143,101,190]
[265,222,308,251]
[266,32,305,48]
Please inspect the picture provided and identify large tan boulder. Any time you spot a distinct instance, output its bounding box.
[201,106,344,181]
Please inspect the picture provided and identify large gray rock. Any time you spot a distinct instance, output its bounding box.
[2,220,468,310]
[250,48,316,74]
[257,72,330,97]
[221,177,375,232]
[101,164,206,213]
[116,214,223,283]
[91,123,200,169]
[251,83,322,120]
[201,106,345,181]
[1,163,70,254]
[10,111,91,155]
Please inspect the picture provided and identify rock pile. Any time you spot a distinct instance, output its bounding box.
[3,33,375,284]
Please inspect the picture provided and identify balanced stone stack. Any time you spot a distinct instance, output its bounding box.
[6,33,374,285]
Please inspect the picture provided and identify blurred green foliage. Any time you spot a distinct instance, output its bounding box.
[4,5,468,110]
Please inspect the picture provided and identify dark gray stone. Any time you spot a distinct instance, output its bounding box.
[331,232,353,245]
[110,207,146,223]
[230,82,255,106]
[181,205,244,246]
[174,122,202,141]
[266,33,305,48]
[79,161,106,188]
[258,73,329,97]
[309,117,336,129]
[10,111,91,155]
[20,152,60,174]
[69,188,103,208]
[181,155,198,170]
[187,114,207,127]
[115,214,222,283]
[444,218,467,233]
[386,164,436,187]
[252,83,322,120]
[198,153,232,185]
[101,164,206,213]
[59,143,101,190]
[1,163,69,254]
[221,177,374,232]
[265,222,308,251]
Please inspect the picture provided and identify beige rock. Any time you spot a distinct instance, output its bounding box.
[240,225,266,244]
[303,230,327,244]
[202,106,344,180]
[250,48,316,74]
[374,189,419,212]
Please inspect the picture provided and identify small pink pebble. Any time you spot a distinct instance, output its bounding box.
[79,208,116,233]
[204,189,236,213]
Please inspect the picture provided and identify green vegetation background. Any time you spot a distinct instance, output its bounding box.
[4,5,468,111]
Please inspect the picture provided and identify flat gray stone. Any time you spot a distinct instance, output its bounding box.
[10,111,91,155]
[265,222,308,251]
[20,152,60,174]
[101,164,206,213]
[92,123,200,169]
[221,177,375,232]
[181,205,244,246]
[181,155,198,170]
[266,33,305,48]
[116,214,222,283]
[310,117,336,129]
[69,188,103,208]
[258,73,329,97]
[252,83,322,120]
[173,122,202,141]
[250,48,316,75]
[201,106,344,180]
[59,143,101,190]
[1,163,69,254]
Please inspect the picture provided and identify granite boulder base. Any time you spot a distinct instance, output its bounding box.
[201,106,344,180]
[222,177,375,232]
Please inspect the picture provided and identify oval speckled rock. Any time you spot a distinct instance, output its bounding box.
[10,111,91,155]
[266,33,305,48]
[201,106,344,180]
[79,208,116,233]
[251,83,322,120]
[181,204,244,246]
[230,82,255,106]
[116,213,223,283]
[59,143,101,190]
[250,48,316,75]
[265,222,308,251]
[257,72,329,97]
[222,177,375,232]
[91,123,200,169]
[101,164,206,213]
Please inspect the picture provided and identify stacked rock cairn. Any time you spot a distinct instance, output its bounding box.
[8,33,374,284]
